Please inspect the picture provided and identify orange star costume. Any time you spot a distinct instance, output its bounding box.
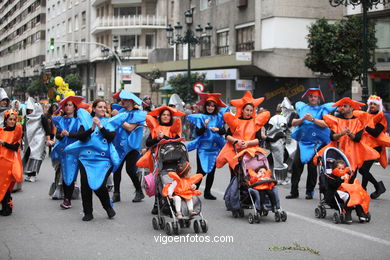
[353,95,390,168]
[247,168,276,190]
[136,106,185,172]
[0,111,23,202]
[162,172,203,200]
[332,168,370,214]
[216,91,270,169]
[316,97,379,170]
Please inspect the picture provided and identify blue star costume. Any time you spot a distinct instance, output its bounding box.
[187,106,229,174]
[291,101,335,163]
[65,109,127,190]
[51,116,80,185]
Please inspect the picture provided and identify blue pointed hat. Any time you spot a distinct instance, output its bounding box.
[119,90,143,106]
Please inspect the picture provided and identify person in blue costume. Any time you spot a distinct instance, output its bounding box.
[187,93,228,200]
[286,88,335,200]
[111,90,146,203]
[65,99,127,221]
[51,96,89,209]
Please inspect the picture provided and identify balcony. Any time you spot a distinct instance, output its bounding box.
[90,47,153,62]
[91,15,167,34]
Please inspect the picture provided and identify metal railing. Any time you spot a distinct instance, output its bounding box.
[91,15,167,32]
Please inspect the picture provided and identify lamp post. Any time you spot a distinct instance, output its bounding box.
[329,0,390,103]
[166,2,213,91]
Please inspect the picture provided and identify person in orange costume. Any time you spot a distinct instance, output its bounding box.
[136,106,185,173]
[247,166,279,213]
[326,160,370,223]
[316,97,379,171]
[0,110,23,216]
[162,161,202,219]
[354,95,389,199]
[216,91,270,176]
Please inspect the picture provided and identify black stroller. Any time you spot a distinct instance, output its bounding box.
[150,138,208,235]
[314,147,371,224]
[224,146,287,224]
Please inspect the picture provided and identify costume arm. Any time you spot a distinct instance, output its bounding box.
[146,133,159,147]
[41,115,51,137]
[56,128,64,140]
[196,126,206,136]
[71,126,93,141]
[2,142,19,151]
[365,123,384,138]
[351,129,363,142]
[100,127,116,142]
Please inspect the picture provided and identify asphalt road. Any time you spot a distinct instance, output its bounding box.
[1,150,390,260]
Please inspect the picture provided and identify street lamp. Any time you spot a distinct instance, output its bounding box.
[329,0,390,103]
[166,5,213,92]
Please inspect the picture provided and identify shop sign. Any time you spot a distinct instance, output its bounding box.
[236,79,253,91]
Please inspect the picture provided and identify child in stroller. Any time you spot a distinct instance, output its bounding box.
[315,147,371,224]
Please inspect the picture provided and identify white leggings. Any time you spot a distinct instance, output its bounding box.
[173,196,193,213]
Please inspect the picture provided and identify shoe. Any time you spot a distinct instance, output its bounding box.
[106,207,116,219]
[0,208,12,216]
[285,193,299,199]
[132,191,145,203]
[204,192,217,200]
[82,214,94,221]
[176,212,183,219]
[189,210,197,216]
[151,205,158,215]
[112,192,121,203]
[60,199,72,209]
[370,181,386,199]
[29,176,36,183]
[24,176,31,182]
[305,191,314,200]
[106,185,113,192]
[344,209,352,224]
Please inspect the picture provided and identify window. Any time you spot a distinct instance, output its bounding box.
[81,11,86,27]
[145,34,154,49]
[68,18,72,33]
[236,25,254,51]
[120,35,140,48]
[74,15,79,30]
[81,38,86,55]
[217,30,229,55]
[201,36,211,56]
[200,0,212,10]
[217,0,230,4]
[74,43,78,56]
[114,6,141,16]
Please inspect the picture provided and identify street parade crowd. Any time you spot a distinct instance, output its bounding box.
[1,82,390,228]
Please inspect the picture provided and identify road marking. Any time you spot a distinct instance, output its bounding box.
[211,189,390,246]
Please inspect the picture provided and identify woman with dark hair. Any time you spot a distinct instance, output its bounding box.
[136,106,185,214]
[50,96,89,207]
[0,110,23,216]
[65,99,127,221]
[187,93,228,200]
[216,91,270,176]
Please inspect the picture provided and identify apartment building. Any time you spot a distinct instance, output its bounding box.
[136,0,344,108]
[0,0,46,99]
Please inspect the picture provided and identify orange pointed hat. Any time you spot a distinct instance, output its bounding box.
[230,91,264,117]
[58,95,89,111]
[332,97,365,110]
[301,88,325,102]
[148,105,186,117]
[196,93,227,108]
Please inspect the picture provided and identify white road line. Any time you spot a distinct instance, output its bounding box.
[211,189,390,246]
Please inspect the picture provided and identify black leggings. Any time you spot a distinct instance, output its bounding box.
[359,147,381,190]
[63,182,75,202]
[290,146,318,195]
[79,163,112,215]
[195,153,216,194]
[1,190,11,208]
[113,150,141,193]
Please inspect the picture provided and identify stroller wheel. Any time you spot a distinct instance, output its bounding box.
[159,216,166,230]
[200,219,208,233]
[333,212,340,224]
[193,220,200,233]
[281,211,287,222]
[165,222,173,236]
[366,212,371,223]
[185,220,191,228]
[315,207,321,218]
[173,221,180,235]
[320,206,327,218]
[152,216,159,230]
[239,209,245,218]
[248,213,254,224]
[274,211,281,222]
[254,213,261,223]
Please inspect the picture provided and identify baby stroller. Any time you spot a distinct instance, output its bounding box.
[149,138,208,235]
[314,147,371,224]
[224,146,287,224]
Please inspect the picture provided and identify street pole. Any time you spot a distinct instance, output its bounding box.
[114,58,117,94]
[187,30,192,92]
[362,0,369,103]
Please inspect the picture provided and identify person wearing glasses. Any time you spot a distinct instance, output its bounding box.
[286,88,335,200]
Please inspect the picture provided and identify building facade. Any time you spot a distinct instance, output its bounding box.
[0,0,47,100]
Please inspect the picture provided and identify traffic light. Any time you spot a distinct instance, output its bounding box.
[49,38,55,50]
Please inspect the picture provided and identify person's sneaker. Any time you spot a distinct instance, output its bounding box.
[285,193,299,199]
[60,199,72,209]
[132,191,145,203]
[106,207,116,219]
[305,191,314,200]
[189,210,197,217]
[344,209,352,224]
[82,214,94,221]
[204,192,217,200]
[24,176,31,182]
[112,192,120,203]
[176,212,183,219]
[29,176,36,183]
[151,205,158,215]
